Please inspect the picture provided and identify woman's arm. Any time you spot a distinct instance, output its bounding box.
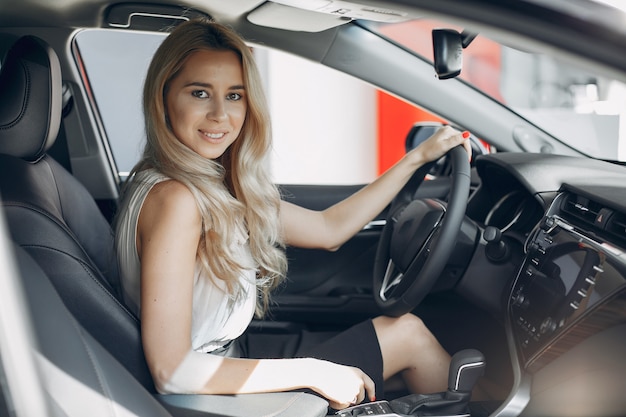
[137,179,374,409]
[281,126,470,250]
[161,351,375,409]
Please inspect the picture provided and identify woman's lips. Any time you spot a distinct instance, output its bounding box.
[201,130,226,143]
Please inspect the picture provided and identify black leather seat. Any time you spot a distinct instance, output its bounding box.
[0,34,153,390]
[0,35,329,417]
[14,244,175,417]
[13,241,329,417]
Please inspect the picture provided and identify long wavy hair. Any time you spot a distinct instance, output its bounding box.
[119,18,286,316]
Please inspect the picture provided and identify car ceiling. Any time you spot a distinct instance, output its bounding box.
[2,0,625,78]
[0,0,623,35]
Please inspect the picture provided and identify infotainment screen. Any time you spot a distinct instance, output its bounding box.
[509,215,626,366]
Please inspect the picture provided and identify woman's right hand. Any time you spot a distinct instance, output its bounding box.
[303,358,376,410]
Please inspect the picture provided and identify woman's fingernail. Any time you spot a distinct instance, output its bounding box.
[371,396,376,402]
[462,131,470,139]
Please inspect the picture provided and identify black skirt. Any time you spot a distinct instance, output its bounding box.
[222,319,384,399]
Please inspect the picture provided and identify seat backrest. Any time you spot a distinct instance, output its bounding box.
[0,35,154,390]
[13,241,330,417]
[14,243,174,417]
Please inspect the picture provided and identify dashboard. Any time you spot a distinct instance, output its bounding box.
[466,152,626,415]
[510,194,626,370]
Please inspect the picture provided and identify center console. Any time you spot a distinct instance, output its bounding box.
[335,349,484,417]
[509,192,626,371]
[336,401,400,417]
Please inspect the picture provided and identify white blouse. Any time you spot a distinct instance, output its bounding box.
[115,169,257,353]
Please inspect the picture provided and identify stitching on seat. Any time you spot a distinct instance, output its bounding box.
[20,244,138,321]
[43,158,69,219]
[259,392,313,417]
[68,314,119,417]
[4,201,75,239]
[4,200,100,271]
[4,200,125,295]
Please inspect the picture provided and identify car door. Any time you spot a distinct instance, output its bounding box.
[273,183,383,328]
[271,178,454,330]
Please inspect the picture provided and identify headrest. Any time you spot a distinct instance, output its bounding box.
[0,36,62,162]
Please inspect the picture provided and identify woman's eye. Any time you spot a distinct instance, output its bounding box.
[192,90,209,99]
[227,92,242,101]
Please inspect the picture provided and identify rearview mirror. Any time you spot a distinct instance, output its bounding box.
[432,29,477,79]
[432,29,462,79]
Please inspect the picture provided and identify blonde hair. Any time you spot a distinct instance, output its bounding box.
[120,18,286,316]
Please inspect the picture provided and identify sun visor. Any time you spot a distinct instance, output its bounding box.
[247,2,351,32]
[270,0,409,22]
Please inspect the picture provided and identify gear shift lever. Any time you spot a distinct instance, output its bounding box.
[336,350,486,417]
[388,349,486,416]
[449,348,486,393]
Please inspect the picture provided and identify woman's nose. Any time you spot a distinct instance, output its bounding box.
[207,100,228,121]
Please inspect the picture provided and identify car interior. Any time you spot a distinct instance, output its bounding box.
[0,28,333,417]
[1,1,626,417]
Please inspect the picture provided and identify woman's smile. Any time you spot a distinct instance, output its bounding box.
[200,130,227,142]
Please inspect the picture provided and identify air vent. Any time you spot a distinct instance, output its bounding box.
[561,194,603,225]
[560,192,626,249]
[606,211,626,240]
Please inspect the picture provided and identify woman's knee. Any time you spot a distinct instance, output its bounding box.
[375,314,434,345]
[397,314,433,341]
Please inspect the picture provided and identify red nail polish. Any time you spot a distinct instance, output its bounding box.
[462,131,470,139]
[372,396,376,402]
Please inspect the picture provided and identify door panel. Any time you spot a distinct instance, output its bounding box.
[275,184,383,327]
[272,180,452,328]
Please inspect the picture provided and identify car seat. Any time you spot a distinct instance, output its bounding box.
[0,35,329,417]
[0,34,153,390]
[13,243,174,417]
[13,242,329,417]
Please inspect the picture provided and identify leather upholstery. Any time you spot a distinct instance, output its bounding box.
[16,243,330,416]
[0,153,154,390]
[0,36,61,161]
[0,35,155,390]
[16,245,174,417]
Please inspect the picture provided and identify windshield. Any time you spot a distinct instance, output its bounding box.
[367,19,626,162]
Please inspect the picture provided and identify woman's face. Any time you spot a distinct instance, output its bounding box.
[165,49,247,160]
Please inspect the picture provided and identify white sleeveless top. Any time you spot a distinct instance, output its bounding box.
[115,169,257,353]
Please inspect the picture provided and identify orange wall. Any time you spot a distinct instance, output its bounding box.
[376,20,502,174]
[377,93,446,174]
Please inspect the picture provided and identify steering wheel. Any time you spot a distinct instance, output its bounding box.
[373,145,471,317]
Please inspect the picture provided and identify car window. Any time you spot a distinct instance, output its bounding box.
[258,47,379,184]
[75,28,431,185]
[74,29,165,179]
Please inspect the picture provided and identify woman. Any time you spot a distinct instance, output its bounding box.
[115,18,471,410]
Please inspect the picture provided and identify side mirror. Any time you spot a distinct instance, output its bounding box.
[405,122,444,153]
[406,122,489,174]
[432,29,477,79]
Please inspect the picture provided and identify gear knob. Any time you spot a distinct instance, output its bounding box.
[448,349,486,393]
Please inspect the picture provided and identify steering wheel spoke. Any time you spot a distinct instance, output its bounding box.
[379,260,404,301]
